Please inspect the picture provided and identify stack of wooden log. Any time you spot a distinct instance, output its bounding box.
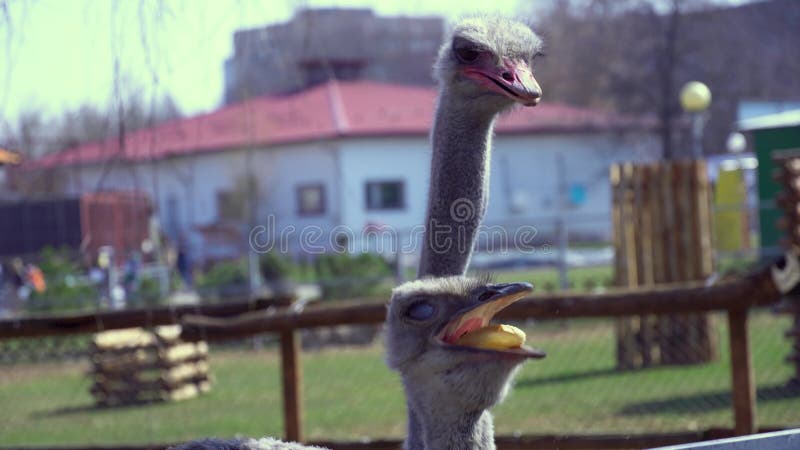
[611,160,717,369]
[772,151,800,387]
[89,325,211,406]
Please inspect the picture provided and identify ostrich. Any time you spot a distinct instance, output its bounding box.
[386,276,545,450]
[173,15,544,450]
[388,15,545,449]
[419,15,542,278]
[176,277,545,450]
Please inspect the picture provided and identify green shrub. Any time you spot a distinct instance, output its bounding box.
[27,247,96,313]
[196,259,249,290]
[313,253,392,300]
[133,277,164,307]
[259,252,296,282]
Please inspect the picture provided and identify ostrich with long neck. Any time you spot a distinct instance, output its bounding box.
[418,16,542,279]
[386,16,546,450]
[172,16,545,450]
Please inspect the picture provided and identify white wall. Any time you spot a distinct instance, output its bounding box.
[487,132,660,239]
[338,131,659,244]
[338,137,430,232]
[58,141,342,259]
[54,129,659,259]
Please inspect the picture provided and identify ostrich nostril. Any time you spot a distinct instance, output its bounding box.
[478,290,497,302]
[501,71,514,82]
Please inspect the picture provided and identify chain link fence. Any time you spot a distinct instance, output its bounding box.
[1,273,798,447]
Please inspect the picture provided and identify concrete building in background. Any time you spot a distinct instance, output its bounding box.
[23,81,659,266]
[224,9,443,103]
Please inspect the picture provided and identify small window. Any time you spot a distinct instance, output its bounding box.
[365,180,405,210]
[217,190,245,220]
[297,184,325,216]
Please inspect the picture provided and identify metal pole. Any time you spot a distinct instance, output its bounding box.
[246,147,262,293]
[557,154,569,290]
[692,113,703,159]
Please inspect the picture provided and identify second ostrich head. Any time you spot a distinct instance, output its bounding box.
[385,276,545,449]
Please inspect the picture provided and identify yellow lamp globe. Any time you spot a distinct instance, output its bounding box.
[680,81,712,112]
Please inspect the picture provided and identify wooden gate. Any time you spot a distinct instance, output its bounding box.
[611,160,717,369]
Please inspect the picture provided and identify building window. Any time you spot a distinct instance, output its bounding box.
[297,184,325,216]
[217,190,245,220]
[365,180,405,210]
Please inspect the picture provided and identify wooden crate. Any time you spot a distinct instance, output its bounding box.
[611,160,717,369]
[89,325,211,406]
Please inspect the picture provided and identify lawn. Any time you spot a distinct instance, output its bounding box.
[0,310,798,446]
[481,265,613,291]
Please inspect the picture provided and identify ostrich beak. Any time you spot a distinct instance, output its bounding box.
[439,282,546,359]
[464,59,542,106]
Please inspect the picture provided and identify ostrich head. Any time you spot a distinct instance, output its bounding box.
[385,276,545,414]
[434,16,543,115]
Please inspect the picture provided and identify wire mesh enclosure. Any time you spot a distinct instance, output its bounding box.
[1,259,799,449]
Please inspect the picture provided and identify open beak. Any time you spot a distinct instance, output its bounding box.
[437,282,546,359]
[464,58,542,106]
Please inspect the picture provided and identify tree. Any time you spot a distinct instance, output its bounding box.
[531,0,800,157]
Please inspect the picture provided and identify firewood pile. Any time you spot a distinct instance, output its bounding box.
[89,325,211,406]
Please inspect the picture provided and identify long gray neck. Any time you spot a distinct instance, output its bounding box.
[404,386,495,450]
[418,89,499,278]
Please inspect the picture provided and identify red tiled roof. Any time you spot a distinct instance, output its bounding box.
[28,80,653,169]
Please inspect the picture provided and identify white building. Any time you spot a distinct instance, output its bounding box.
[26,81,659,263]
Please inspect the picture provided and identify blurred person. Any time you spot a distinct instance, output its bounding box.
[0,261,10,317]
[27,263,46,294]
[11,258,30,301]
[123,252,141,295]
[176,242,193,288]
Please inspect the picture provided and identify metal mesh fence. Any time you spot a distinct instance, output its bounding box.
[1,212,797,447]
[1,287,798,447]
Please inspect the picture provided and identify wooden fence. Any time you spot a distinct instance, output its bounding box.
[611,160,716,369]
[1,254,797,450]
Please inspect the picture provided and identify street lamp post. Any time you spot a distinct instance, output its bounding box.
[680,81,712,159]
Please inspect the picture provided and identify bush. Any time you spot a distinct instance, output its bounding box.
[259,252,296,282]
[27,247,96,313]
[196,259,249,291]
[132,277,164,308]
[313,253,392,300]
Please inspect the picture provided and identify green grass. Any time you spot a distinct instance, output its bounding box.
[1,311,798,446]
[353,265,614,304]
[480,265,613,291]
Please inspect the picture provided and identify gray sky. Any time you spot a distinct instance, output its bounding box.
[0,0,530,124]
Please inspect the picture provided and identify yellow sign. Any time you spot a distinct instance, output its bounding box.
[714,167,747,252]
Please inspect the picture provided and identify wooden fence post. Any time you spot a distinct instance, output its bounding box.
[727,308,756,436]
[280,330,303,442]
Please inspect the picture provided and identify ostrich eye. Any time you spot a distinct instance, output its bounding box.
[405,301,436,321]
[454,47,480,63]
